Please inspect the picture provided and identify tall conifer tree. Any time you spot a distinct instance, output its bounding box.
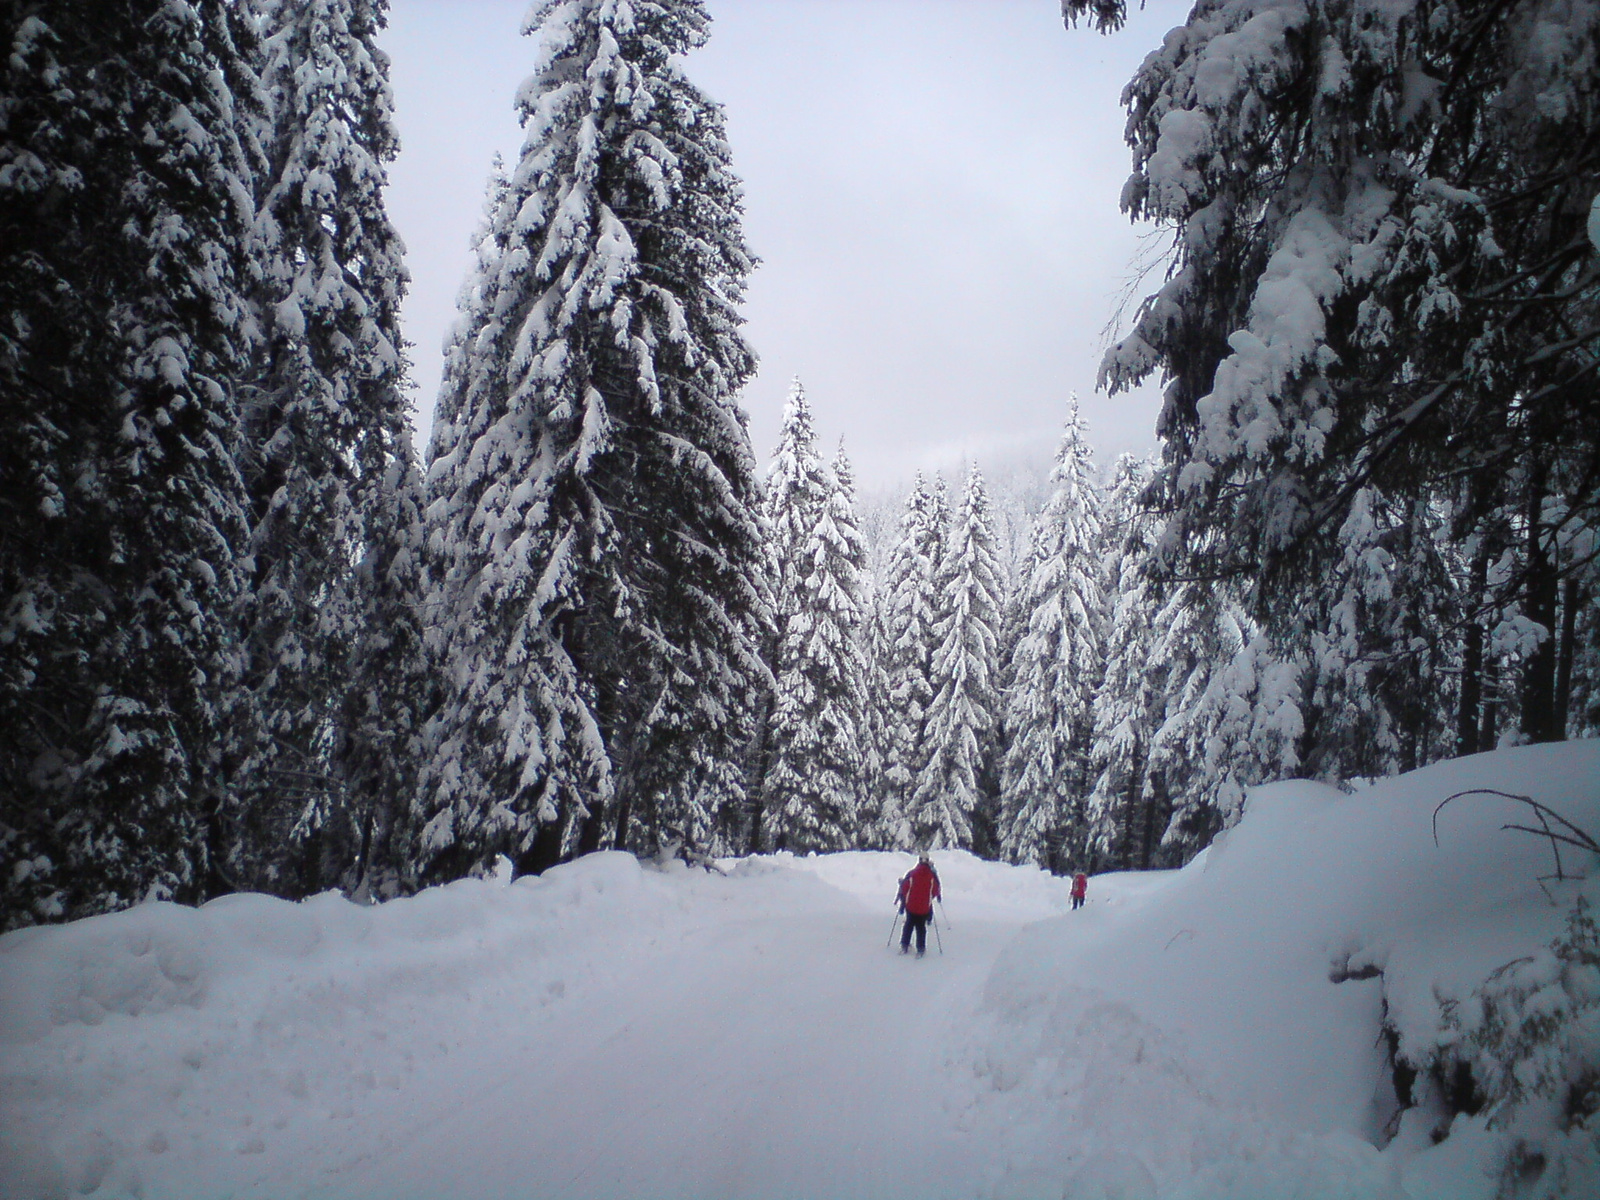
[1085,455,1163,869]
[1091,0,1600,753]
[229,0,423,895]
[875,475,945,850]
[998,407,1104,869]
[421,0,766,877]
[910,466,1003,850]
[1,2,265,926]
[764,400,869,852]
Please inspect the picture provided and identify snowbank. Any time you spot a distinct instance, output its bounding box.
[964,740,1600,1199]
[2,742,1596,1199]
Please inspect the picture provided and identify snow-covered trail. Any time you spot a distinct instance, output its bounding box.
[348,908,1018,1200]
[1,849,1083,1200]
[8,741,1599,1200]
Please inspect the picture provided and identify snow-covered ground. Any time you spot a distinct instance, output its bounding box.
[3,741,1597,1199]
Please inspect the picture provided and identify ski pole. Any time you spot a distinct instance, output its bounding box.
[886,908,902,948]
[931,908,943,955]
[937,897,950,930]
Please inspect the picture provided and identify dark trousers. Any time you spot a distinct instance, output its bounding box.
[901,911,930,953]
[1071,894,1085,910]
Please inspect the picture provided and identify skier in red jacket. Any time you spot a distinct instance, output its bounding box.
[1070,870,1088,910]
[896,853,942,957]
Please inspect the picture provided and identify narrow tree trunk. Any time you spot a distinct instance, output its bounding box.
[611,778,635,853]
[576,805,606,856]
[1553,576,1580,739]
[1520,471,1559,743]
[744,703,775,855]
[1128,738,1155,871]
[1478,663,1499,751]
[517,818,564,876]
[1455,550,1488,756]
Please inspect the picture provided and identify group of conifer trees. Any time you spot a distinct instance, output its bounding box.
[2,0,431,929]
[4,0,1595,930]
[751,375,1596,878]
[2,0,774,929]
[1063,0,1600,806]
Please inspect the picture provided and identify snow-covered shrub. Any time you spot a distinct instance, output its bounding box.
[1384,891,1600,1197]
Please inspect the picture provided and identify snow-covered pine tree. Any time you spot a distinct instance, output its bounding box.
[336,449,432,900]
[1095,0,1600,757]
[1144,578,1303,861]
[1294,487,1461,780]
[764,380,827,633]
[421,0,766,879]
[751,379,824,850]
[763,408,870,852]
[998,406,1104,870]
[1084,455,1163,869]
[735,380,820,854]
[827,440,873,839]
[1,3,265,927]
[229,0,424,897]
[860,557,896,848]
[910,465,1003,851]
[875,474,945,850]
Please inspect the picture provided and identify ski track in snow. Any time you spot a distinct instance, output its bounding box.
[4,740,1599,1199]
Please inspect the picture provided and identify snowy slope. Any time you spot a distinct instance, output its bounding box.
[2,741,1597,1199]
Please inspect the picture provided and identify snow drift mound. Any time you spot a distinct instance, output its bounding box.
[1,742,1596,1200]
[965,739,1600,1200]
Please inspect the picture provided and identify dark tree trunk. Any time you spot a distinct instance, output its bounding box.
[743,708,774,856]
[1553,575,1580,740]
[739,633,779,855]
[1455,550,1489,756]
[1131,740,1157,871]
[1520,473,1559,743]
[611,779,635,854]
[517,818,565,877]
[576,805,607,856]
[1478,664,1499,751]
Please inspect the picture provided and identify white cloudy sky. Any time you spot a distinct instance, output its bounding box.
[381,0,1184,489]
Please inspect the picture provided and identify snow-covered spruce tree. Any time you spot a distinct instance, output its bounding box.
[421,0,767,879]
[1084,455,1164,870]
[909,466,1003,852]
[1,3,264,927]
[764,380,827,627]
[336,451,433,900]
[874,474,945,850]
[764,418,870,852]
[1297,487,1462,778]
[1143,576,1303,861]
[1090,0,1600,757]
[747,379,825,850]
[860,559,896,847]
[998,407,1104,870]
[827,441,874,839]
[227,0,426,897]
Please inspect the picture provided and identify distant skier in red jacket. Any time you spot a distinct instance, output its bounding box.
[896,853,942,957]
[1070,871,1088,910]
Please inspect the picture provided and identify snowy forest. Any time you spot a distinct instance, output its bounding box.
[3,0,1598,935]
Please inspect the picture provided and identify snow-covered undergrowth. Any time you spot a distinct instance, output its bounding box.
[2,741,1596,1199]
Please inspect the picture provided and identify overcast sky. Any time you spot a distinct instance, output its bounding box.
[381,0,1183,490]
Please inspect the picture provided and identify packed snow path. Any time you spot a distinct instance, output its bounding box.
[359,906,1017,1200]
[3,851,1089,1200]
[4,741,1599,1199]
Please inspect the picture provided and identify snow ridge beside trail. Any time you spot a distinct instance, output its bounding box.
[3,740,1598,1199]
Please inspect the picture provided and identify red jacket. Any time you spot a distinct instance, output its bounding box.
[898,862,941,915]
[1071,872,1088,899]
